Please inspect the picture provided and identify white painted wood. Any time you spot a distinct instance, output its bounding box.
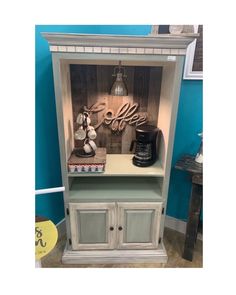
[93,47,102,53]
[42,33,197,50]
[69,203,116,250]
[47,45,190,56]
[51,56,74,243]
[60,60,74,161]
[158,57,185,240]
[62,241,168,264]
[68,154,164,177]
[69,177,162,202]
[52,52,181,66]
[117,202,162,249]
[50,45,58,52]
[127,48,136,54]
[162,49,171,55]
[158,63,176,170]
[58,46,66,52]
[170,49,179,55]
[51,57,71,193]
[43,32,194,265]
[56,215,203,242]
[76,46,84,52]
[67,46,75,52]
[110,47,119,53]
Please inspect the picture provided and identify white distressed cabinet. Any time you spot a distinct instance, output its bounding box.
[69,202,162,251]
[43,32,196,264]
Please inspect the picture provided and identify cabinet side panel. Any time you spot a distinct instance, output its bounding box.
[158,58,184,180]
[158,57,185,238]
[158,63,175,170]
[60,61,74,160]
[51,56,70,191]
[52,57,73,240]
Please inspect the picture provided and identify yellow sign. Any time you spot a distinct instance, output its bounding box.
[35,219,58,260]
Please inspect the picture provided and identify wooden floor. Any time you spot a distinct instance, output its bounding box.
[41,227,203,268]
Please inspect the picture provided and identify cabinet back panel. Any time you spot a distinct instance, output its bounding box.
[70,65,162,153]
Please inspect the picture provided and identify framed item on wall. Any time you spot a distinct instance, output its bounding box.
[183,25,203,80]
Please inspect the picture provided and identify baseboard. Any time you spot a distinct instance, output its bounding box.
[165,215,202,241]
[56,218,66,240]
[165,215,187,234]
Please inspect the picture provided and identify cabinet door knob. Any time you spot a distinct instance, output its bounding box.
[110,226,114,231]
[118,226,123,231]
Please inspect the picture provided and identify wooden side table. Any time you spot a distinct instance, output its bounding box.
[175,155,203,261]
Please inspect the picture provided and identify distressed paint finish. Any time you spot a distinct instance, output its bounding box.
[69,202,116,250]
[41,31,196,264]
[48,45,187,56]
[117,202,163,249]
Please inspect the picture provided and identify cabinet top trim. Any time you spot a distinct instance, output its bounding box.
[42,32,197,52]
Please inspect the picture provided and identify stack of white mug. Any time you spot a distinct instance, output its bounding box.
[74,112,97,154]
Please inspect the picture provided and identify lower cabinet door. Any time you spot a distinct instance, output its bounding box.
[69,203,116,250]
[117,202,163,249]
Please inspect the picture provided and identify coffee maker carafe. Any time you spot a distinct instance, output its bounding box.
[130,125,160,167]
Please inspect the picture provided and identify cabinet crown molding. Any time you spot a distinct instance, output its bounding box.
[42,32,197,54]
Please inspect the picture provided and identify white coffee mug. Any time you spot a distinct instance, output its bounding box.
[87,125,94,131]
[86,117,91,125]
[83,139,97,154]
[76,113,84,125]
[88,140,97,151]
[88,129,97,140]
[74,127,86,140]
[83,143,92,154]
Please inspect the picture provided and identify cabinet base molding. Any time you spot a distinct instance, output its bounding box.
[62,242,168,264]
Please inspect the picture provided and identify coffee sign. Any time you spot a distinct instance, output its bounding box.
[84,101,148,132]
[103,102,147,132]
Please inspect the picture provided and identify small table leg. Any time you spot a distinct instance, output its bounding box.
[182,182,202,261]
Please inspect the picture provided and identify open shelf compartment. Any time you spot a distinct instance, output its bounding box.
[69,176,163,202]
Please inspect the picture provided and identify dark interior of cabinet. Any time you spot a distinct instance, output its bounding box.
[70,64,162,154]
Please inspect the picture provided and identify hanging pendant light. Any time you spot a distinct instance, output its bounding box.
[110,61,128,96]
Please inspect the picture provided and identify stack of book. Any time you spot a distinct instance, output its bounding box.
[67,148,106,173]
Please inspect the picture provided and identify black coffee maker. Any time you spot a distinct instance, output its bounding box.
[130,125,160,167]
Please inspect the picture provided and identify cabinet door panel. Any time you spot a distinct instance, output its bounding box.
[78,210,107,244]
[126,210,153,243]
[117,202,162,249]
[69,203,116,250]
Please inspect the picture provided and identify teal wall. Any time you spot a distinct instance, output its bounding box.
[35,25,202,224]
[167,80,203,221]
